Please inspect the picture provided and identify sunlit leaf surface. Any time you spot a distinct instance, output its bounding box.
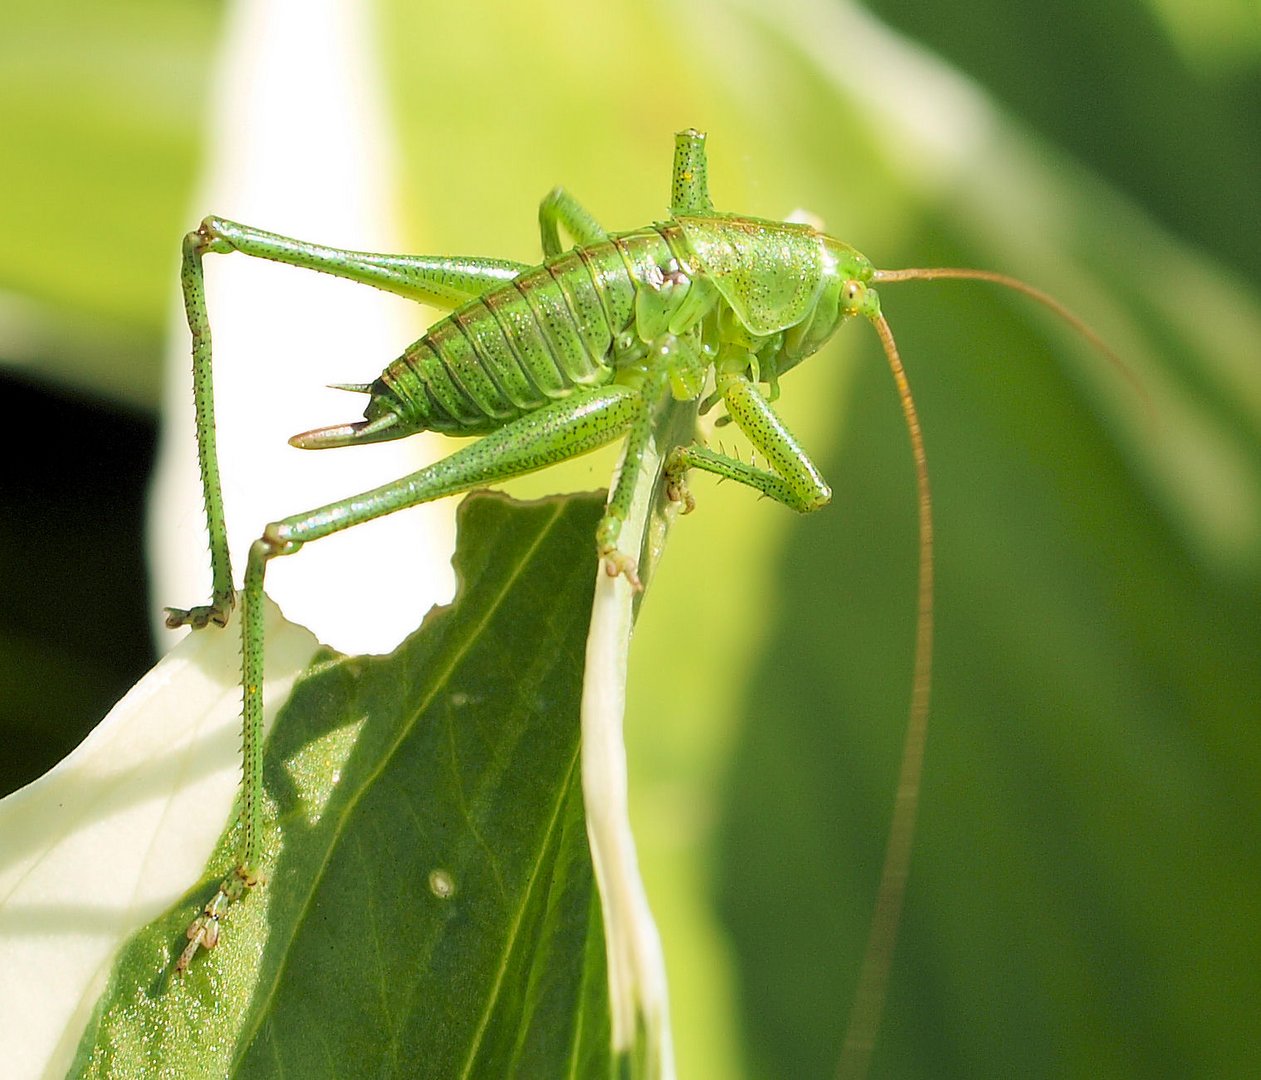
[71,493,611,1078]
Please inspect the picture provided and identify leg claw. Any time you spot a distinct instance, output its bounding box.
[174,865,260,975]
[664,449,696,514]
[666,477,696,514]
[602,551,643,592]
[165,593,235,630]
[175,890,228,975]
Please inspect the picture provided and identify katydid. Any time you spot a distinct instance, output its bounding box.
[168,128,1115,1065]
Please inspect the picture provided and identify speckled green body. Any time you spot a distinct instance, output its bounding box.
[343,218,876,443]
[166,130,891,975]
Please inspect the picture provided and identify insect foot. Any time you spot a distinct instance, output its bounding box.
[164,593,235,630]
[664,454,697,515]
[667,481,696,514]
[595,514,643,590]
[602,550,643,592]
[175,865,262,975]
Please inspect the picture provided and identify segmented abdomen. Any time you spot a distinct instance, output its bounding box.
[370,227,691,436]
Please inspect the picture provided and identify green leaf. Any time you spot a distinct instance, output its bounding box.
[707,6,1261,1077]
[70,492,611,1078]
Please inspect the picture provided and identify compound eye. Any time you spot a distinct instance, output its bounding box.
[842,279,867,311]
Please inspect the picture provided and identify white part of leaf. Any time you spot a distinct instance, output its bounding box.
[0,599,319,1080]
[149,0,456,660]
[582,404,693,1080]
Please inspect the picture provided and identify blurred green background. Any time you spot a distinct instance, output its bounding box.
[2,1,1259,1077]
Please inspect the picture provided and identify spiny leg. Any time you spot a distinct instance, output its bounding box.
[165,219,536,632]
[165,228,235,629]
[177,385,648,972]
[593,332,707,585]
[667,371,832,514]
[538,188,608,258]
[595,385,659,589]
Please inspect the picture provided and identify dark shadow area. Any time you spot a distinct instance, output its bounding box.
[0,374,156,796]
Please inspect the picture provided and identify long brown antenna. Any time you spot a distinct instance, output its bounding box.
[837,312,935,1080]
[872,266,1149,409]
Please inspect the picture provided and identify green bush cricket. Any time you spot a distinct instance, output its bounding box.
[167,128,1121,1064]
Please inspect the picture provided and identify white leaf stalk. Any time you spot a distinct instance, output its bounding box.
[582,399,699,1080]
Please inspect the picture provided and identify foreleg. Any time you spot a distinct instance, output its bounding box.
[666,373,831,513]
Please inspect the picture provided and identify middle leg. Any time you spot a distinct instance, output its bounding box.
[667,371,832,513]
